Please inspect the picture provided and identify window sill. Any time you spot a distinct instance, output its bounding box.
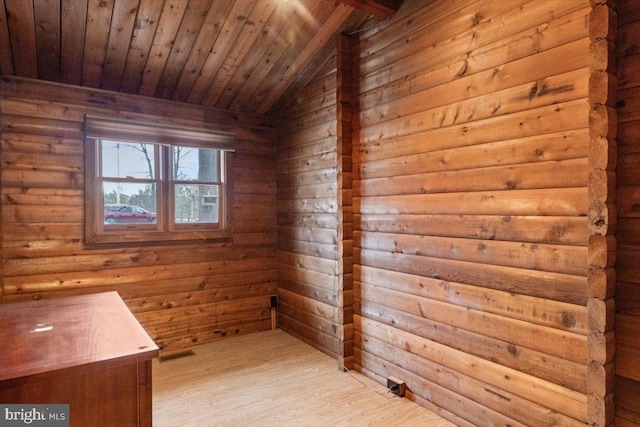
[85,229,233,249]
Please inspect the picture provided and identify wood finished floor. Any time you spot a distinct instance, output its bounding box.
[153,329,455,427]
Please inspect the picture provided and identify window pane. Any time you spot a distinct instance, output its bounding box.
[174,184,219,224]
[173,147,219,181]
[101,141,156,179]
[103,182,157,225]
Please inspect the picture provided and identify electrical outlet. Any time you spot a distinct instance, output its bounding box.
[387,376,406,397]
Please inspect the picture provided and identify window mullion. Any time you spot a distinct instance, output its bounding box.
[85,134,232,246]
[160,144,170,232]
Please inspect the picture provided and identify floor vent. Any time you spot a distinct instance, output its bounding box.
[157,350,195,362]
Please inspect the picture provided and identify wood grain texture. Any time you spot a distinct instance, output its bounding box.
[0,292,157,427]
[153,329,454,427]
[617,2,640,422]
[1,0,636,424]
[3,0,37,77]
[0,0,367,114]
[347,1,593,425]
[0,292,157,381]
[336,33,355,370]
[60,0,88,86]
[0,76,277,354]
[274,0,597,425]
[276,54,340,359]
[0,0,14,76]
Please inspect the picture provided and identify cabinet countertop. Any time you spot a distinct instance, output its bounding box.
[0,291,159,383]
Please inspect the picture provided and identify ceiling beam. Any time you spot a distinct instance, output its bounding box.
[335,0,402,20]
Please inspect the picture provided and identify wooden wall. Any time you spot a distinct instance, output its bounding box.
[353,1,593,425]
[275,34,355,367]
[276,53,342,359]
[276,0,640,423]
[0,76,278,353]
[276,0,621,425]
[2,0,636,424]
[616,0,640,425]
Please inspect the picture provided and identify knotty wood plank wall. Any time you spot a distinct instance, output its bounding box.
[276,54,342,359]
[277,0,617,425]
[616,0,640,425]
[352,1,596,425]
[0,76,278,353]
[335,34,355,370]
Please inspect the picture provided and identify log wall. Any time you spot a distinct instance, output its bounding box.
[276,34,355,364]
[0,76,278,353]
[616,0,640,425]
[2,0,635,423]
[351,1,599,424]
[276,53,342,358]
[588,1,617,424]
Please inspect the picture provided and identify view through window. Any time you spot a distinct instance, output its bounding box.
[84,116,233,246]
[99,141,222,226]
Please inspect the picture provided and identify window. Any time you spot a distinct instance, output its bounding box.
[84,116,234,246]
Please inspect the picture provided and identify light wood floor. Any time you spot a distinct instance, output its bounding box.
[153,329,455,427]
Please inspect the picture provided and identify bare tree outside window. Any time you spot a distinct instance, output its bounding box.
[172,147,221,224]
[85,116,233,246]
[199,149,217,223]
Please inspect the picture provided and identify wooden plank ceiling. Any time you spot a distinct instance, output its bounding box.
[0,0,399,115]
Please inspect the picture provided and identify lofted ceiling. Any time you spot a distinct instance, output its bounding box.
[0,0,399,115]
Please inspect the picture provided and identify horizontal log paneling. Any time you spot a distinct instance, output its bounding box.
[617,281,640,315]
[277,287,336,320]
[277,168,337,190]
[277,311,340,358]
[357,280,587,364]
[355,354,527,427]
[356,333,586,426]
[359,98,589,148]
[152,319,270,352]
[616,314,640,381]
[356,158,588,196]
[617,377,640,425]
[276,52,341,358]
[3,252,275,293]
[0,1,626,425]
[1,132,84,156]
[127,284,278,314]
[360,67,589,132]
[277,150,337,176]
[357,316,587,423]
[617,1,640,423]
[136,295,270,332]
[0,76,277,353]
[3,268,278,304]
[356,214,589,246]
[356,187,588,217]
[359,1,587,84]
[356,264,587,333]
[361,9,588,106]
[349,1,592,425]
[278,225,337,245]
[2,244,275,277]
[356,297,587,394]
[357,231,587,276]
[359,33,590,114]
[277,239,337,261]
[278,263,335,291]
[356,128,589,176]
